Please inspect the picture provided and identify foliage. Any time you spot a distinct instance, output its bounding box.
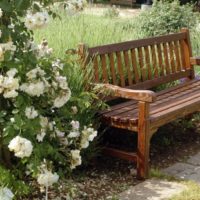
[132,0,199,38]
[0,0,103,199]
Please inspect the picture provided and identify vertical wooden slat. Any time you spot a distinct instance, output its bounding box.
[138,47,146,81]
[131,49,140,83]
[108,53,117,85]
[169,42,176,73]
[163,43,171,75]
[157,43,164,76]
[100,54,108,83]
[174,40,181,72]
[180,40,187,70]
[93,56,99,82]
[151,45,159,78]
[144,46,152,80]
[124,51,132,86]
[116,52,125,87]
[181,28,194,79]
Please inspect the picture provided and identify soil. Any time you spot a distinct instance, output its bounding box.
[26,114,200,200]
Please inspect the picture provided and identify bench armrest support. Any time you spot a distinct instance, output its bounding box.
[190,57,200,65]
[103,84,156,103]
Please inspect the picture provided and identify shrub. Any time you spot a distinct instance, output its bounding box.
[132,0,199,38]
[0,1,103,199]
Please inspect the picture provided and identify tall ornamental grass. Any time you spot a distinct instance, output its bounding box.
[34,12,136,58]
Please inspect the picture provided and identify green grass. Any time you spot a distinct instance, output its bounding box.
[150,168,200,200]
[170,181,200,200]
[34,7,200,74]
[34,11,137,58]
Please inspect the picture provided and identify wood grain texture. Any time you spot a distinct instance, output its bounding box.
[100,54,108,83]
[116,52,125,87]
[78,29,197,179]
[151,45,159,78]
[124,50,132,85]
[103,83,156,102]
[93,56,99,82]
[131,49,140,83]
[137,102,150,179]
[88,32,186,55]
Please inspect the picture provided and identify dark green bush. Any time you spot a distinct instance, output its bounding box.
[133,0,198,38]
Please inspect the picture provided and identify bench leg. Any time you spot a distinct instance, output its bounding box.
[137,102,150,179]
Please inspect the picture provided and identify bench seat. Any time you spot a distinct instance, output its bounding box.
[77,28,200,179]
[101,78,200,132]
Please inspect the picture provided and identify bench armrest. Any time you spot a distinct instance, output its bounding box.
[103,84,156,103]
[190,57,200,65]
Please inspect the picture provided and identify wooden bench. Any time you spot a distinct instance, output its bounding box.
[77,28,200,179]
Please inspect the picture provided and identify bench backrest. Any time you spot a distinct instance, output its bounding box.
[78,28,194,90]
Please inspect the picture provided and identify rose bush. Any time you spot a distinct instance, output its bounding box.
[0,0,102,199]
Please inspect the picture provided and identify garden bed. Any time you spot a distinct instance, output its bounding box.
[24,116,200,200]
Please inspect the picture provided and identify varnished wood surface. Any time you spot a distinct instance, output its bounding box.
[100,79,200,130]
[78,29,198,179]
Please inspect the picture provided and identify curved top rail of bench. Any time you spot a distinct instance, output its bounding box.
[88,32,187,56]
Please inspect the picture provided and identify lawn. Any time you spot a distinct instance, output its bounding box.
[34,11,138,58]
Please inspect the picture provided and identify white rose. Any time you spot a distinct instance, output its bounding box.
[25,14,36,30]
[60,138,69,146]
[80,137,89,149]
[6,68,18,77]
[55,129,65,137]
[37,169,59,187]
[3,77,19,90]
[0,8,3,18]
[87,128,97,141]
[0,187,14,200]
[53,89,71,108]
[26,67,45,79]
[34,12,45,28]
[71,106,78,114]
[0,75,4,93]
[36,131,46,142]
[68,131,80,138]
[70,150,82,169]
[3,89,18,98]
[80,127,97,149]
[3,42,16,52]
[25,106,38,119]
[8,136,33,158]
[20,81,45,97]
[37,40,53,58]
[56,76,68,89]
[71,120,80,130]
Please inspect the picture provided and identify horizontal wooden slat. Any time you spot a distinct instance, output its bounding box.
[100,78,200,116]
[103,147,137,162]
[88,32,186,56]
[100,79,200,129]
[128,69,192,90]
[151,96,200,128]
[109,81,200,119]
